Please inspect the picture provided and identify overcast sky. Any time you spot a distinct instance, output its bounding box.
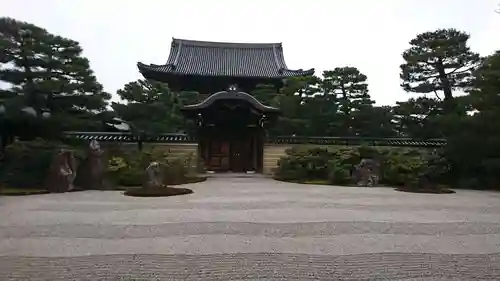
[3,0,500,105]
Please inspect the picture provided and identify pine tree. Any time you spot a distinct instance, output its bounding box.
[445,51,500,189]
[0,17,110,138]
[112,79,183,136]
[321,67,374,136]
[400,28,480,113]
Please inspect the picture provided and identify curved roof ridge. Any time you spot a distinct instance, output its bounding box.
[182,90,279,113]
[172,37,282,49]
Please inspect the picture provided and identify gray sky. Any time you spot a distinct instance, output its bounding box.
[3,0,500,105]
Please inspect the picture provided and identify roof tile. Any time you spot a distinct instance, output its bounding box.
[138,38,314,79]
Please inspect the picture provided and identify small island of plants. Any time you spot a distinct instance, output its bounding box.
[273,145,456,194]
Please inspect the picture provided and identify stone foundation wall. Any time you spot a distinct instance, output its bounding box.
[263,144,293,175]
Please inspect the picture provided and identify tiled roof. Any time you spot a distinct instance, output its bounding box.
[267,136,447,147]
[64,132,446,147]
[138,38,315,79]
[64,132,195,143]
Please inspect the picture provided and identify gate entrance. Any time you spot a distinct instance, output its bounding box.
[181,88,278,173]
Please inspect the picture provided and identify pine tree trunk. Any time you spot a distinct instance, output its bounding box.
[436,60,455,114]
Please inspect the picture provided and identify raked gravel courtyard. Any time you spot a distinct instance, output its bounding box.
[1,176,500,280]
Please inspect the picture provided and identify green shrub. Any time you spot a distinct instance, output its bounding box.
[162,158,189,184]
[106,151,150,187]
[0,139,83,189]
[327,163,351,185]
[357,145,380,159]
[379,149,427,186]
[274,145,432,187]
[106,150,197,186]
[275,146,350,184]
[116,169,144,186]
[275,156,308,181]
[275,148,325,182]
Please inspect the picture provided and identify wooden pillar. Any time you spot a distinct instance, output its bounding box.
[253,130,258,171]
[202,129,210,168]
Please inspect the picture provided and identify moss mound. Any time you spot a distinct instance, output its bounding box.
[124,186,193,197]
[395,186,455,194]
[0,187,50,196]
[170,176,206,185]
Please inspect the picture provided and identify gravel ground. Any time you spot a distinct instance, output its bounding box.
[1,176,500,280]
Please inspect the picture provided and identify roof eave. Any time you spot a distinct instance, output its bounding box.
[139,58,315,80]
[285,68,315,77]
[181,90,280,114]
[139,65,313,80]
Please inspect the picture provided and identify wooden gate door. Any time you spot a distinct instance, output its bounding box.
[230,137,251,172]
[208,139,230,171]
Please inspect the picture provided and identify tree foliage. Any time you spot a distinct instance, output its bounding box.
[392,97,442,138]
[322,67,375,135]
[400,28,480,112]
[0,17,110,139]
[112,79,184,135]
[266,68,385,137]
[3,18,500,191]
[445,51,500,189]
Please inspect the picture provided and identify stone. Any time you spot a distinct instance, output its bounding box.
[352,158,380,187]
[76,140,107,190]
[143,161,163,189]
[45,149,78,193]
